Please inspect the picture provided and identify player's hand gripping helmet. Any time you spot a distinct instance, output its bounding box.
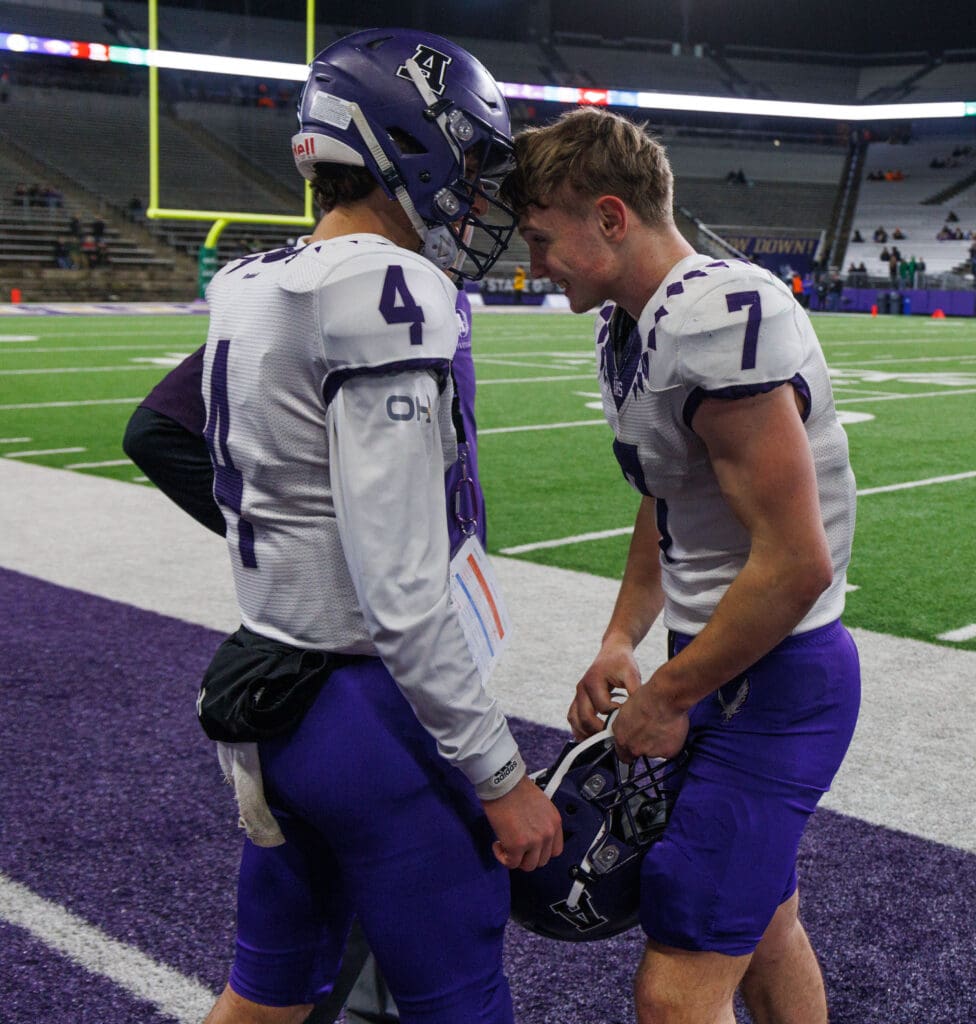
[292,29,517,280]
[510,723,687,942]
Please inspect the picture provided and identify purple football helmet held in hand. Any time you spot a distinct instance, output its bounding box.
[510,724,687,942]
[292,28,517,280]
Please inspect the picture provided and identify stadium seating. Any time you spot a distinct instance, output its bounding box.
[846,136,976,281]
[2,2,976,300]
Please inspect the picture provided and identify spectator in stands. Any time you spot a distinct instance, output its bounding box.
[899,258,914,287]
[947,210,959,223]
[851,229,864,243]
[880,246,891,262]
[13,182,28,208]
[27,184,42,207]
[888,252,899,286]
[937,226,953,241]
[80,234,97,268]
[914,257,926,288]
[846,262,867,287]
[68,214,81,240]
[92,217,106,242]
[128,195,145,223]
[256,82,275,109]
[815,276,829,310]
[827,273,843,311]
[52,237,72,269]
[873,226,887,243]
[41,185,63,209]
[892,227,905,240]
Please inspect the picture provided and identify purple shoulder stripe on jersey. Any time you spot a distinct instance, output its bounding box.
[683,269,709,280]
[681,375,803,429]
[140,346,207,434]
[666,282,684,297]
[321,358,452,406]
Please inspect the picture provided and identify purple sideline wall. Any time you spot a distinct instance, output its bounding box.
[810,287,976,316]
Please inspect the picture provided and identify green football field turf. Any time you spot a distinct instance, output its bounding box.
[1,309,974,650]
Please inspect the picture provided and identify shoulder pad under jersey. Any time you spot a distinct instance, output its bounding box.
[281,237,459,403]
[663,262,804,392]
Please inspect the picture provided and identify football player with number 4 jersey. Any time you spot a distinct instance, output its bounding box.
[179,30,561,1024]
[502,107,860,1024]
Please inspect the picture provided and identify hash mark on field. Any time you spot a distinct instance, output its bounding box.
[0,872,215,1023]
[938,624,976,643]
[0,437,31,444]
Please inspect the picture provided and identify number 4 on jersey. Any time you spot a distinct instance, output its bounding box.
[380,265,425,345]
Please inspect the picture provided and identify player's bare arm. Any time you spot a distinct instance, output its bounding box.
[612,385,833,762]
[568,495,664,738]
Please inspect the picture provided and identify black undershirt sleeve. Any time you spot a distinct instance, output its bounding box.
[123,405,226,536]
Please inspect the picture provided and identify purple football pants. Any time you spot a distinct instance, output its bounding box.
[640,618,861,955]
[228,657,513,1023]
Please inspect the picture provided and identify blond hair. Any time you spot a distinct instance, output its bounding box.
[501,107,674,226]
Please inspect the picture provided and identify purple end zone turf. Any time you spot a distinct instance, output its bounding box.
[2,568,974,1024]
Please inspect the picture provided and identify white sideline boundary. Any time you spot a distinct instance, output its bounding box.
[0,873,215,1022]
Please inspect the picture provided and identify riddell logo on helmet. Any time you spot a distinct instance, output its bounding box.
[293,136,316,159]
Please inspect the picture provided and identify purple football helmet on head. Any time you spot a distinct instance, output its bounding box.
[510,722,687,942]
[292,28,517,280]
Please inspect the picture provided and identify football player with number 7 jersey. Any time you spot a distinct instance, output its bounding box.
[180,29,562,1024]
[502,107,860,1024]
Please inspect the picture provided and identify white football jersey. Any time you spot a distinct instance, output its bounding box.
[595,254,856,634]
[201,235,517,787]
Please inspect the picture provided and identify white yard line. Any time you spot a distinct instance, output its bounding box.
[502,470,976,554]
[4,447,86,458]
[0,397,143,411]
[480,418,607,435]
[0,365,165,376]
[477,373,596,385]
[65,459,134,469]
[836,385,976,404]
[0,872,215,1023]
[938,624,976,643]
[7,344,198,355]
[500,527,634,555]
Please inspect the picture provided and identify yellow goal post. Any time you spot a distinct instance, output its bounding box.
[145,0,317,293]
